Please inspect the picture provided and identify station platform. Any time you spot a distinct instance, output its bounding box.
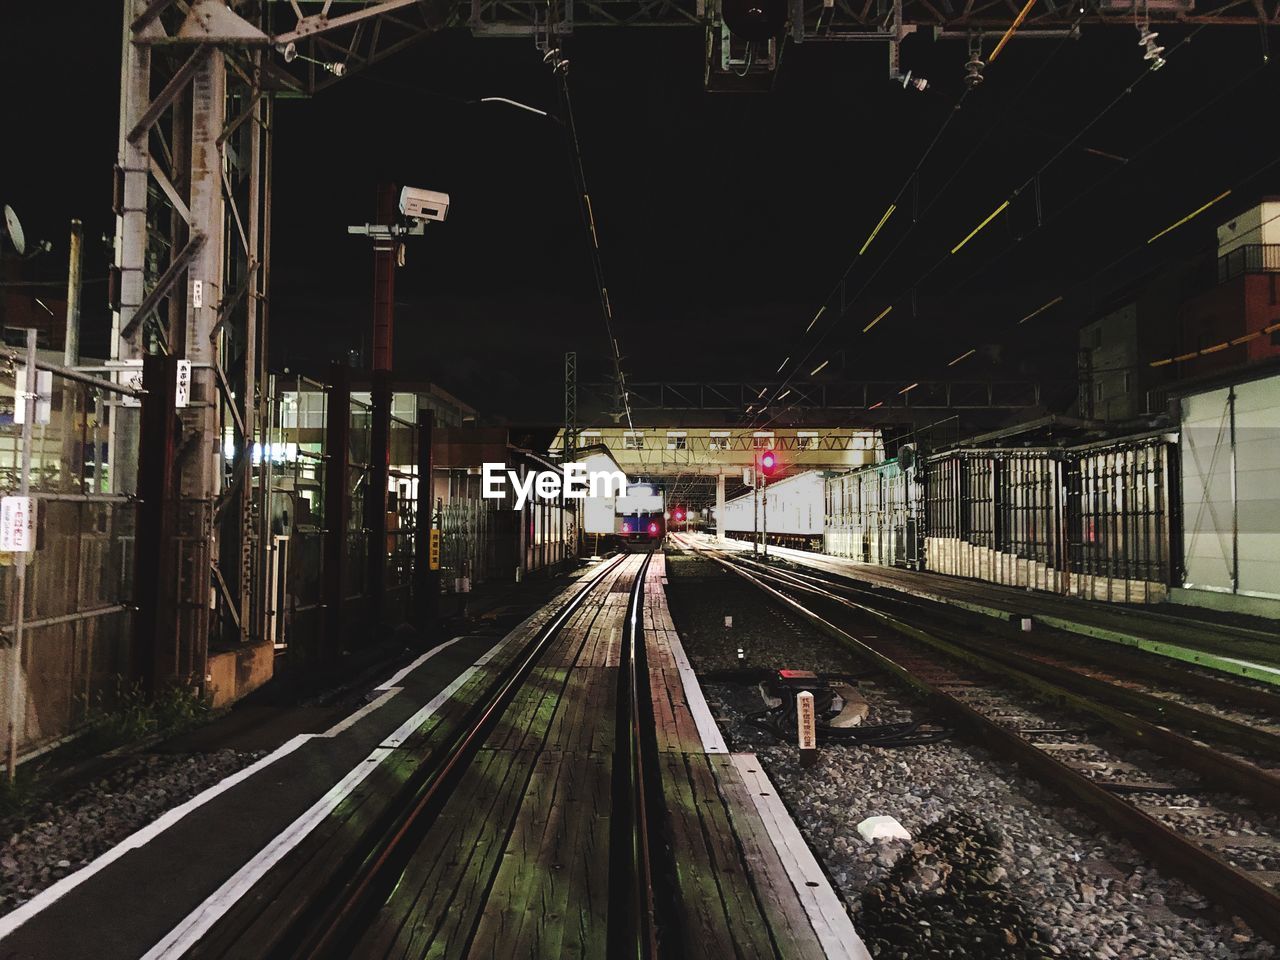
[0,554,865,959]
[698,536,1280,686]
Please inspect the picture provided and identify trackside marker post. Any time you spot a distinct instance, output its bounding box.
[797,690,818,768]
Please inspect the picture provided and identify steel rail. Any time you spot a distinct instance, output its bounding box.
[733,557,1280,760]
[609,547,666,959]
[752,549,1280,717]
[725,555,1280,808]
[684,541,1280,946]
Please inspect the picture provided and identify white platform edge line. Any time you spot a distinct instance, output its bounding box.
[139,746,394,960]
[375,636,464,690]
[668,632,729,755]
[649,560,729,755]
[0,634,475,942]
[730,754,871,960]
[140,653,494,959]
[0,733,312,940]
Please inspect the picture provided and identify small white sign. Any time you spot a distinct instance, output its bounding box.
[176,359,191,408]
[0,496,35,552]
[797,691,817,752]
[192,279,204,308]
[13,367,52,425]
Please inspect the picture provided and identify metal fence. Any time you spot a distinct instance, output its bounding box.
[1218,244,1280,283]
[827,434,1177,602]
[0,338,140,761]
[825,459,922,567]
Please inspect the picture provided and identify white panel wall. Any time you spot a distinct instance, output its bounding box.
[1180,374,1280,600]
[1233,376,1280,599]
[1180,387,1234,592]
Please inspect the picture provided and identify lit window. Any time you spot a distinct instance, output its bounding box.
[624,432,645,450]
[797,431,820,451]
[666,432,688,450]
[751,432,774,450]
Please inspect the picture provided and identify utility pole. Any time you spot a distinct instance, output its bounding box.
[61,221,84,496]
[762,472,769,558]
[63,220,82,367]
[752,468,759,556]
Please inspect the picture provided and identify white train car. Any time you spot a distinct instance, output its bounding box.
[720,470,827,549]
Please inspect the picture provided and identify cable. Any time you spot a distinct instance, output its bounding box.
[735,85,973,429]
[547,47,640,448]
[745,17,1086,430]
[757,9,1268,428]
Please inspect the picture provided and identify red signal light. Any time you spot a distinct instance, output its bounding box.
[760,450,779,476]
[673,508,685,522]
[648,522,659,534]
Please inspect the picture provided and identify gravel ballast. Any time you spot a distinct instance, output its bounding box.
[0,749,264,915]
[666,550,1278,960]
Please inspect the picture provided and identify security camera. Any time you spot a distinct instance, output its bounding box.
[399,186,449,223]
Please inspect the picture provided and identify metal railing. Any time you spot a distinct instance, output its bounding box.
[1218,244,1280,283]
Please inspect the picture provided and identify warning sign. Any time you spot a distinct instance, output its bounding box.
[428,528,441,571]
[0,497,36,553]
[176,359,191,408]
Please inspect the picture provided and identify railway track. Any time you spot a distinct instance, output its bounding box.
[180,551,690,959]
[678,537,1280,946]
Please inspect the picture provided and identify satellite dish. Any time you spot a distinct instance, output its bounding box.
[2,204,25,256]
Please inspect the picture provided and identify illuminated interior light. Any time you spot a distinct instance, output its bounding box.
[948,348,976,367]
[1200,341,1230,354]
[1147,189,1231,244]
[758,387,767,398]
[776,357,789,373]
[779,389,791,400]
[859,204,897,256]
[951,200,1010,255]
[1149,357,1173,368]
[745,405,754,414]
[898,382,919,395]
[806,306,826,332]
[988,0,1038,64]
[862,304,893,333]
[1174,351,1198,362]
[1018,295,1064,325]
[810,359,829,376]
[869,400,884,410]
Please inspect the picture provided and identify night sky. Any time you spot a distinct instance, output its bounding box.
[4,5,1277,423]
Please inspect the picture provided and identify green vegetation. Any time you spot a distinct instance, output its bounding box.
[82,678,209,753]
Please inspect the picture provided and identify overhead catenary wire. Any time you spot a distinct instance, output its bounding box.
[757,8,1266,428]
[548,48,639,447]
[747,14,1086,429]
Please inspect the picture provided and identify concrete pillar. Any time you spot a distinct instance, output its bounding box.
[716,471,726,540]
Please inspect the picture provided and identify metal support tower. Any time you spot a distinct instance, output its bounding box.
[564,351,578,462]
[114,0,271,692]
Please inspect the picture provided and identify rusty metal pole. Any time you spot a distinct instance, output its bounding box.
[133,353,180,694]
[365,185,396,630]
[322,362,351,661]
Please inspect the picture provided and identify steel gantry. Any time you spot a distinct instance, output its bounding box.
[258,0,1276,94]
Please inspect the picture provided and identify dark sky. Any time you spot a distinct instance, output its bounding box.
[4,6,1277,422]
